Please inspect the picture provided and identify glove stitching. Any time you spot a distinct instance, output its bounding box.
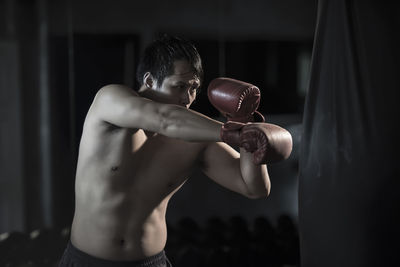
[237,86,259,113]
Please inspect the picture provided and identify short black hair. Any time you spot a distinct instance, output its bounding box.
[136,34,203,88]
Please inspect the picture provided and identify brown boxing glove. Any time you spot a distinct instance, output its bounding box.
[220,121,245,148]
[208,77,265,123]
[240,123,293,164]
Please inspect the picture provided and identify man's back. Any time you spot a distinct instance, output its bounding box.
[70,99,206,261]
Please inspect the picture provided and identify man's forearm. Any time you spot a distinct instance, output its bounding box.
[158,104,223,142]
[239,148,270,198]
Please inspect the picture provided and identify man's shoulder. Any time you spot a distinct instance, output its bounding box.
[87,84,141,123]
[96,84,139,98]
[82,85,132,131]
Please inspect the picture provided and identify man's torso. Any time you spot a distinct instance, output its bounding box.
[71,106,206,261]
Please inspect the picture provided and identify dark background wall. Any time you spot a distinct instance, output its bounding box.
[0,0,316,233]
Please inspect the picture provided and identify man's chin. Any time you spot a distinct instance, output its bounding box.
[177,103,190,108]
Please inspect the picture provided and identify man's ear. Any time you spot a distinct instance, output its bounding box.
[143,72,156,89]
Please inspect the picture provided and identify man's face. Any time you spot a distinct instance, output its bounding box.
[155,60,200,108]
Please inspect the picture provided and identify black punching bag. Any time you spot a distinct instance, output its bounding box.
[299,1,400,266]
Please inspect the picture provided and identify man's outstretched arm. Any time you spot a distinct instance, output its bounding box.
[91,84,222,142]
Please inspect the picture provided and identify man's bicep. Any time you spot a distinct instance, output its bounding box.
[92,84,163,131]
[201,142,250,197]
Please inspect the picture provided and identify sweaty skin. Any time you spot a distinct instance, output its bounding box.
[70,60,270,261]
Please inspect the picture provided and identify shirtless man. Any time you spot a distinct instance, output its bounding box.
[59,35,292,267]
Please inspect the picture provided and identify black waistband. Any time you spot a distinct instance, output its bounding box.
[64,241,167,267]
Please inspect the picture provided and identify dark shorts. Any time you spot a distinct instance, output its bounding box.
[59,241,172,267]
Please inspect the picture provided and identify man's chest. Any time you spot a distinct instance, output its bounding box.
[131,132,204,170]
[101,130,205,184]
